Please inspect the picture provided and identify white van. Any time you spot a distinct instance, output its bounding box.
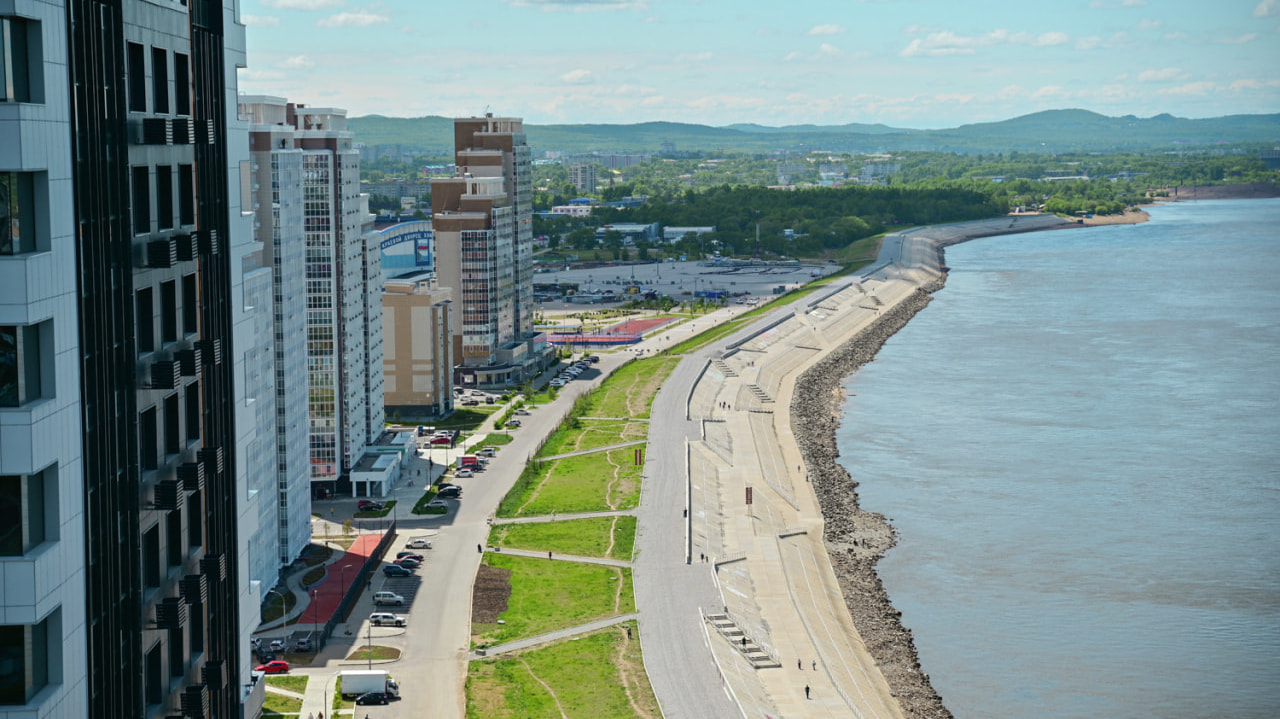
[373,591,404,606]
[369,612,406,627]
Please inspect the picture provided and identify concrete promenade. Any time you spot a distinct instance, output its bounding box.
[635,215,1069,719]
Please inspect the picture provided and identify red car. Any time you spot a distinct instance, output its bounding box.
[429,436,452,446]
[255,660,290,674]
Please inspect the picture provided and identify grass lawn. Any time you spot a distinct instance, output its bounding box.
[580,357,679,419]
[488,516,637,561]
[300,566,325,587]
[345,645,402,661]
[467,621,659,719]
[433,407,501,430]
[473,554,634,647]
[261,692,303,716]
[536,419,647,458]
[498,447,642,518]
[411,486,445,514]
[663,318,748,355]
[475,432,514,447]
[353,499,397,519]
[261,590,297,623]
[265,675,309,694]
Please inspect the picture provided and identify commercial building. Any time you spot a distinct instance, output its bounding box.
[383,272,454,418]
[597,222,660,244]
[663,226,717,243]
[432,115,553,388]
[1,1,259,717]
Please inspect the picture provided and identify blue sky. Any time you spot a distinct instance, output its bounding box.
[237,0,1280,128]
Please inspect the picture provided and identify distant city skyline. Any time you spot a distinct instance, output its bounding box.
[237,0,1279,128]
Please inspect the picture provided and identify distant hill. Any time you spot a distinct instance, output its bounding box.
[347,109,1280,156]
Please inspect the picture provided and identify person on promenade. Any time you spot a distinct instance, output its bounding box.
[805,685,811,699]
[812,660,817,670]
[798,659,803,669]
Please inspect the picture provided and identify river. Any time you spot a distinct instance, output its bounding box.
[835,199,1280,718]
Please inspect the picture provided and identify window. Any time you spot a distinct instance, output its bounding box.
[0,614,51,705]
[0,467,52,556]
[182,274,197,335]
[164,393,180,456]
[186,490,201,549]
[144,642,161,706]
[127,42,145,112]
[178,165,194,226]
[160,280,177,344]
[166,510,183,565]
[150,47,168,114]
[0,322,50,407]
[140,407,157,471]
[173,53,189,116]
[143,524,160,588]
[132,166,150,235]
[185,383,200,441]
[0,16,42,104]
[155,165,173,231]
[136,287,154,354]
[0,172,34,255]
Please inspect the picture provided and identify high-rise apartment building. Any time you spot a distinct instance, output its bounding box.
[239,96,312,583]
[1,1,257,717]
[432,115,551,387]
[242,102,382,497]
[382,271,454,417]
[568,163,597,193]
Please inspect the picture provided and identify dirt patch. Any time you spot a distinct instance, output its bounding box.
[1162,182,1280,201]
[472,563,513,625]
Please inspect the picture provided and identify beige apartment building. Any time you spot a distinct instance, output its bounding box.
[383,271,454,417]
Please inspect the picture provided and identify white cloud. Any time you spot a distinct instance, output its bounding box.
[1136,18,1162,30]
[281,55,315,69]
[1215,33,1258,44]
[807,24,846,36]
[1230,78,1280,90]
[674,51,712,62]
[1030,85,1069,100]
[901,28,1069,56]
[1163,31,1188,40]
[241,14,280,26]
[1254,0,1279,18]
[261,0,343,9]
[1076,35,1102,50]
[1159,81,1217,95]
[997,84,1024,99]
[817,43,843,57]
[504,0,649,10]
[1137,67,1185,82]
[560,69,594,84]
[935,93,976,103]
[316,10,389,27]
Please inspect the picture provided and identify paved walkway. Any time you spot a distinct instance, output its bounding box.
[470,613,640,659]
[537,439,647,461]
[485,547,632,568]
[490,509,636,525]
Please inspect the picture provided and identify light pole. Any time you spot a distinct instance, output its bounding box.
[311,589,318,642]
[264,588,285,654]
[367,618,373,670]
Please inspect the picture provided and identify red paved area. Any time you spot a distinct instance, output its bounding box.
[304,533,383,624]
[548,316,677,346]
[604,316,675,335]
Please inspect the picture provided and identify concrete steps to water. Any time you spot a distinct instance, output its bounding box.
[711,359,738,377]
[705,612,781,669]
[746,384,774,404]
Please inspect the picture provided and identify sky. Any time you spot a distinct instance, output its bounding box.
[236,0,1280,129]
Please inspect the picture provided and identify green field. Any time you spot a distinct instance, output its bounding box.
[488,516,637,561]
[265,675,309,694]
[536,419,648,458]
[578,357,679,419]
[467,622,659,719]
[473,554,634,647]
[498,447,643,518]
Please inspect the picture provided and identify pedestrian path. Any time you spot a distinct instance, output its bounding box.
[470,612,640,659]
[537,439,647,461]
[490,509,636,525]
[484,547,631,568]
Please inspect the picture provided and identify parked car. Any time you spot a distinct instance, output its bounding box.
[506,420,521,428]
[395,551,424,562]
[268,638,286,652]
[549,378,565,387]
[471,390,485,396]
[455,469,473,478]
[294,636,313,652]
[587,355,600,363]
[476,447,496,457]
[430,436,452,445]
[369,612,406,627]
[461,398,479,406]
[255,660,290,674]
[383,564,412,577]
[484,396,495,404]
[393,557,421,569]
[514,408,530,416]
[437,486,462,498]
[357,500,384,512]
[405,537,433,549]
[426,499,448,510]
[373,591,404,606]
[355,692,390,706]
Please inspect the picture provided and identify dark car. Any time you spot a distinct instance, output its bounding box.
[355,692,390,705]
[357,500,384,511]
[383,564,412,577]
[437,487,462,498]
[395,551,424,562]
[394,557,421,569]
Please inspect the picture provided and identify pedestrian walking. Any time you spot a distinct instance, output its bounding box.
[627,627,633,639]
[812,660,817,670]
[477,544,482,554]
[548,551,553,559]
[805,685,810,699]
[798,659,802,669]
[741,636,747,647]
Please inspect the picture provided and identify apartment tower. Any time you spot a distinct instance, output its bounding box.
[2,1,257,717]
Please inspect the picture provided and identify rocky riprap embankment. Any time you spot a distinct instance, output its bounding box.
[791,276,954,719]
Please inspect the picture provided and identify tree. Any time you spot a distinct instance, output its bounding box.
[567,227,598,251]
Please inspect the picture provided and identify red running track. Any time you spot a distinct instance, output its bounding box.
[303,533,384,625]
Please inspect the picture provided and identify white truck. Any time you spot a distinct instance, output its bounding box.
[338,669,400,698]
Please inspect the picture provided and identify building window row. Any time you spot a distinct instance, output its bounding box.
[0,609,58,705]
[0,172,48,256]
[0,16,42,104]
[131,165,195,236]
[0,465,55,557]
[0,321,52,407]
[126,42,189,117]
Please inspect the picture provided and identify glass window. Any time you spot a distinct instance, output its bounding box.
[127,42,145,112]
[0,323,43,407]
[178,165,194,226]
[132,166,150,235]
[0,172,34,255]
[136,287,154,354]
[155,165,172,231]
[150,47,167,114]
[0,17,37,104]
[0,614,50,705]
[173,53,189,116]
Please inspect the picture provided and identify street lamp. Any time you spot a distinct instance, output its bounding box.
[264,588,286,654]
[311,589,318,641]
